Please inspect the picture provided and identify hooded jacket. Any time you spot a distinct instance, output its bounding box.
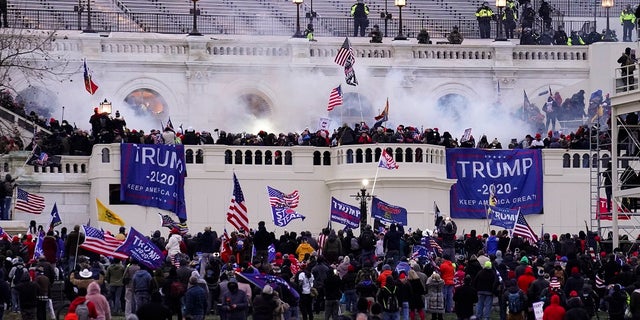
[86,281,111,320]
[542,295,565,320]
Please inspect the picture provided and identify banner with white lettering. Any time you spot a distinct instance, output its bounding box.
[489,206,518,229]
[120,144,187,219]
[116,227,164,269]
[371,197,408,225]
[446,149,543,219]
[330,197,360,229]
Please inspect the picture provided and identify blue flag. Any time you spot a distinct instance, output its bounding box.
[488,206,519,230]
[267,186,305,227]
[268,243,276,263]
[412,245,429,258]
[50,203,61,228]
[120,144,187,220]
[235,271,300,301]
[330,197,360,229]
[115,227,164,269]
[371,197,408,225]
[33,231,44,260]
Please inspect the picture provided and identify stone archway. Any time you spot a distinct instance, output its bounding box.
[123,88,168,117]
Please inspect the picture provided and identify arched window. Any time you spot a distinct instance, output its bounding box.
[284,151,292,165]
[124,88,168,117]
[255,150,263,165]
[265,151,273,165]
[405,148,413,162]
[225,150,232,164]
[415,149,423,162]
[186,149,194,164]
[582,154,590,168]
[346,149,354,164]
[313,151,321,165]
[563,153,570,168]
[572,154,580,168]
[101,148,110,163]
[234,150,242,164]
[356,149,364,163]
[275,150,283,165]
[245,151,253,165]
[323,151,331,166]
[365,149,373,163]
[395,148,403,162]
[196,149,204,164]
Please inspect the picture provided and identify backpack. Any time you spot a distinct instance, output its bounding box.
[169,280,186,298]
[11,267,24,286]
[382,287,399,312]
[507,291,523,313]
[75,300,90,320]
[350,237,360,251]
[505,8,515,21]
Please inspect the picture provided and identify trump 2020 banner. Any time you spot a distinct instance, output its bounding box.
[371,197,408,225]
[120,144,187,220]
[116,227,164,269]
[330,197,360,229]
[446,148,543,219]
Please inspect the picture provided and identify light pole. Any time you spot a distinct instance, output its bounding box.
[99,99,112,114]
[293,0,304,37]
[352,179,372,232]
[380,0,392,37]
[305,0,316,24]
[84,0,95,33]
[602,0,614,41]
[394,0,407,40]
[495,0,507,41]
[189,0,202,36]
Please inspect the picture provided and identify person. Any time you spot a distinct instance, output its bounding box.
[0,174,14,220]
[520,2,535,30]
[132,267,152,313]
[86,281,111,320]
[605,284,628,320]
[252,284,277,320]
[0,0,7,28]
[584,27,602,44]
[542,294,565,320]
[453,275,477,320]
[221,278,249,320]
[369,25,382,43]
[304,24,317,42]
[123,259,141,317]
[502,6,517,39]
[351,0,369,37]
[519,28,537,45]
[475,2,493,39]
[416,29,431,44]
[553,25,568,45]
[542,96,558,131]
[377,275,400,320]
[617,47,636,91]
[184,276,208,320]
[105,258,125,315]
[472,261,497,320]
[426,273,445,320]
[621,4,635,42]
[567,31,585,45]
[447,26,464,44]
[538,0,552,30]
[67,287,99,320]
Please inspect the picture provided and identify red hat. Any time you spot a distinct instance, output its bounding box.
[571,267,579,275]
[552,234,558,240]
[535,133,542,139]
[569,290,578,297]
[457,265,464,271]
[94,107,99,113]
[600,251,607,258]
[398,272,406,280]
[348,265,355,272]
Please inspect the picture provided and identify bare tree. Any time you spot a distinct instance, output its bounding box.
[0,28,77,94]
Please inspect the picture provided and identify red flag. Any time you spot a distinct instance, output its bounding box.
[220,228,233,262]
[83,59,99,95]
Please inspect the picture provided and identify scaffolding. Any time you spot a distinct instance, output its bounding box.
[591,87,640,252]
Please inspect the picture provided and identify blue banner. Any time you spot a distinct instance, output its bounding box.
[330,197,360,229]
[120,144,187,219]
[489,206,519,229]
[446,149,543,219]
[371,197,408,225]
[115,227,164,269]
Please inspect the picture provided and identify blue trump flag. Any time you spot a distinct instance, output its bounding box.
[33,231,44,260]
[235,271,300,301]
[330,197,360,229]
[371,197,408,225]
[446,148,543,219]
[267,186,305,227]
[115,227,164,269]
[120,144,187,220]
[488,206,519,229]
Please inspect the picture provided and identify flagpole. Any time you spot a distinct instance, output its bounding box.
[357,94,364,123]
[507,208,520,252]
[370,164,381,195]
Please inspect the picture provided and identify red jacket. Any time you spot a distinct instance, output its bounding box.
[68,296,98,319]
[439,260,455,286]
[517,267,536,293]
[543,295,565,320]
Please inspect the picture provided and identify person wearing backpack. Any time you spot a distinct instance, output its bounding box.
[8,257,25,312]
[377,275,400,320]
[502,279,526,320]
[132,267,152,314]
[65,287,98,320]
[15,272,38,320]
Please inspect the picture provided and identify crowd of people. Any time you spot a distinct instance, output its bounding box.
[0,217,639,320]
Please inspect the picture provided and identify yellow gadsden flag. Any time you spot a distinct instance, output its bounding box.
[96,198,126,226]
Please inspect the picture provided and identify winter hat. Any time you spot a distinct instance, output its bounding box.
[382,264,391,271]
[262,284,274,295]
[484,261,492,269]
[571,267,580,275]
[569,290,578,297]
[549,277,560,289]
[520,256,529,264]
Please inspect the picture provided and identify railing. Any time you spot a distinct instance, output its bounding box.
[4,9,582,39]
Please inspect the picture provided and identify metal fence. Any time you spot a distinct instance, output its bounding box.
[7,8,590,39]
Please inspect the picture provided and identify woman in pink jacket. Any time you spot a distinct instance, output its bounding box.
[86,281,111,320]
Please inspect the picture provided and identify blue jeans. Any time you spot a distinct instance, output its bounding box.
[11,288,19,312]
[344,290,358,313]
[382,311,400,320]
[443,285,454,313]
[324,300,339,320]
[475,293,493,320]
[110,286,124,313]
[402,302,409,320]
[285,306,299,320]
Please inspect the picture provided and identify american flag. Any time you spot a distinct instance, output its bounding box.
[267,186,300,208]
[513,212,538,244]
[157,213,189,235]
[15,188,45,214]
[334,38,358,86]
[422,235,443,254]
[227,173,249,232]
[378,149,399,170]
[327,85,343,111]
[80,225,128,260]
